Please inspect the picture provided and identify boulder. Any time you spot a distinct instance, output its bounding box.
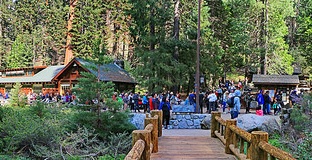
[237,114,281,134]
[200,114,212,129]
[128,113,146,130]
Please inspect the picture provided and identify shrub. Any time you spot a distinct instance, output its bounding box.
[296,132,312,159]
[31,126,131,159]
[68,110,136,140]
[0,105,66,157]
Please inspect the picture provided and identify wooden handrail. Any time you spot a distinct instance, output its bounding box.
[228,125,251,142]
[215,116,226,126]
[125,110,163,160]
[124,139,145,160]
[211,111,296,160]
[258,141,296,160]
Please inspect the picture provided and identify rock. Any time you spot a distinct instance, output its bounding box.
[178,119,188,129]
[236,114,281,134]
[200,114,212,129]
[172,105,195,113]
[128,113,146,130]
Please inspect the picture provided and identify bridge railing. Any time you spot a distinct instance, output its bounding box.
[211,112,296,160]
[125,110,163,160]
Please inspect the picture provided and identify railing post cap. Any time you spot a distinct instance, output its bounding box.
[133,130,149,134]
[211,111,221,114]
[251,131,268,135]
[226,119,237,122]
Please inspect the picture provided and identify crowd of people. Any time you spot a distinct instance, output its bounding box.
[1,79,308,126]
[0,91,77,106]
[116,91,181,129]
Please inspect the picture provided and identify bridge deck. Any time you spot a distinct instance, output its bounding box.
[151,130,237,160]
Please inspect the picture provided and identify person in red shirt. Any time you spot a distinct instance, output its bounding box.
[149,95,154,110]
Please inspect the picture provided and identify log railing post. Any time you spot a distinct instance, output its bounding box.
[151,110,162,137]
[225,119,237,154]
[144,115,159,153]
[249,131,268,160]
[211,111,221,138]
[132,130,151,160]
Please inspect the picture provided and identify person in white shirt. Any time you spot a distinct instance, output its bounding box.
[207,90,217,113]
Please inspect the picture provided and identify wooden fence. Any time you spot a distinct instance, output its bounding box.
[125,110,163,160]
[211,111,296,160]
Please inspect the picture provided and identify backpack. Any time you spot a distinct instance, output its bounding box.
[226,96,236,108]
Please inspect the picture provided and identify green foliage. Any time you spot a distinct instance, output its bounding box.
[32,126,107,159]
[295,0,312,72]
[0,155,31,160]
[9,82,27,108]
[98,154,126,160]
[269,134,282,148]
[6,35,32,68]
[265,0,294,75]
[31,126,131,159]
[0,101,132,159]
[277,93,312,158]
[291,93,312,133]
[296,132,312,160]
[71,0,132,58]
[0,106,65,157]
[0,0,68,67]
[68,110,135,139]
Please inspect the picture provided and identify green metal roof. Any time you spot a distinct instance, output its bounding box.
[0,65,65,83]
[76,58,137,84]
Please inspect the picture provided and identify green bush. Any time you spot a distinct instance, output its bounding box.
[68,110,136,140]
[0,155,31,160]
[31,126,131,159]
[290,107,311,132]
[296,132,312,159]
[0,105,66,157]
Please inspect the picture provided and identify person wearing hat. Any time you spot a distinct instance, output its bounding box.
[169,92,176,106]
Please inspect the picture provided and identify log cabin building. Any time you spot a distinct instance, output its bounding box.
[252,74,300,103]
[0,58,136,96]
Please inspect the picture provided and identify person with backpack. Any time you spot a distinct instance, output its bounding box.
[169,91,176,106]
[159,96,171,129]
[228,89,241,119]
[133,92,140,112]
[272,99,281,115]
[275,90,284,109]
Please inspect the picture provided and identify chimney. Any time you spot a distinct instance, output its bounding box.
[114,60,124,69]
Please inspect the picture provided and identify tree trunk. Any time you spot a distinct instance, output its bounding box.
[65,0,77,65]
[150,7,155,51]
[260,0,268,75]
[173,0,180,60]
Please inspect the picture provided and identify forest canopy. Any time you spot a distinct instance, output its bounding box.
[0,0,311,92]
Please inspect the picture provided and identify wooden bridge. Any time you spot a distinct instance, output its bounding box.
[125,110,296,160]
[151,134,236,160]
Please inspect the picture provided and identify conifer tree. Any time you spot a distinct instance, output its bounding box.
[9,82,27,108]
[73,38,116,127]
[6,34,32,68]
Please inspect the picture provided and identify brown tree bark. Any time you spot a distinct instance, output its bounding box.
[65,0,77,65]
